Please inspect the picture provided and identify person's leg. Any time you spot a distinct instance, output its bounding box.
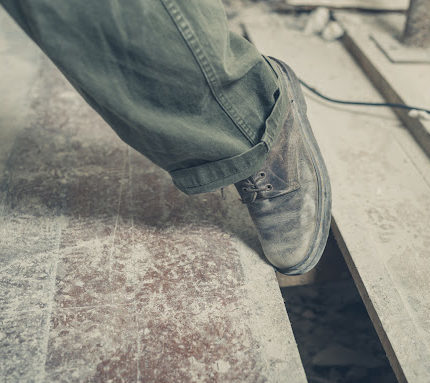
[1,0,331,275]
[0,0,287,194]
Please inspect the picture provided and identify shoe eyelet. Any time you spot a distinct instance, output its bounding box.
[266,184,273,191]
[242,187,248,192]
[259,172,266,179]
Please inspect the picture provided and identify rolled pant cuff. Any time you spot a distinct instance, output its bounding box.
[171,142,268,194]
[170,56,289,195]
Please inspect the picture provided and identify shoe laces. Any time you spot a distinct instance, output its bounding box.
[240,172,273,202]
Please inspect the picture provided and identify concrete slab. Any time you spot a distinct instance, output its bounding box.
[243,7,430,383]
[0,8,307,383]
[335,12,430,158]
[279,0,408,11]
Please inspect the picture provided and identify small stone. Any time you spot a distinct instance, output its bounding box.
[215,360,230,373]
[321,21,344,41]
[304,7,330,35]
[408,109,430,120]
[312,344,384,368]
[302,309,316,319]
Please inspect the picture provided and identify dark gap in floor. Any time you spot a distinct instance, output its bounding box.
[281,235,398,383]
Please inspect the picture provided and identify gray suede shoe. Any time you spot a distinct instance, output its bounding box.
[235,57,331,275]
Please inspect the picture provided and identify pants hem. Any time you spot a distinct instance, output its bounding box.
[171,56,289,195]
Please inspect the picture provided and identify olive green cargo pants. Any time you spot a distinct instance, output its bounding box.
[1,0,289,194]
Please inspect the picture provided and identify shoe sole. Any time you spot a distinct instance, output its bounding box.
[270,57,332,276]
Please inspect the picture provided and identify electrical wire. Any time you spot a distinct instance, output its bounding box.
[298,78,430,115]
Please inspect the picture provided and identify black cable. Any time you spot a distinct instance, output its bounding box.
[298,78,430,114]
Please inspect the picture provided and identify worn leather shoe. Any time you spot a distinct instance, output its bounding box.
[235,57,331,275]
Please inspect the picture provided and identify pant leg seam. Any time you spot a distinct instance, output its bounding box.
[160,0,257,145]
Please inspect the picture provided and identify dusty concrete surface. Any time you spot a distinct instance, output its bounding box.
[0,8,307,383]
[0,10,41,176]
[335,11,430,158]
[271,0,409,11]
